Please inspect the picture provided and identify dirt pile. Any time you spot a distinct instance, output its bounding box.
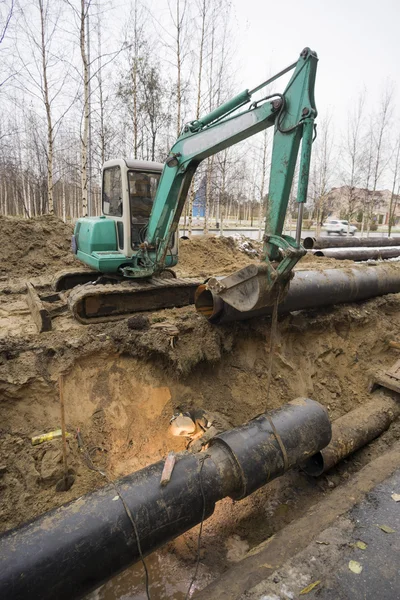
[0,215,75,278]
[176,235,255,278]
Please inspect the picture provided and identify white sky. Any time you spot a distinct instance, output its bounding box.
[231,0,399,126]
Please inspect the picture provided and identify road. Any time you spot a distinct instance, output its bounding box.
[179,227,395,241]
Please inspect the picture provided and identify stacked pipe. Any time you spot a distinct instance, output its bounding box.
[303,236,400,262]
[0,399,331,600]
[303,236,400,249]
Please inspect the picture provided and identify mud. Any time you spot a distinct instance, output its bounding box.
[1,216,400,599]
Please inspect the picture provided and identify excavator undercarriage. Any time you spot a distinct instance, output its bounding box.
[27,269,202,331]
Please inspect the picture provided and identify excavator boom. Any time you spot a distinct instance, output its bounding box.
[129,47,318,312]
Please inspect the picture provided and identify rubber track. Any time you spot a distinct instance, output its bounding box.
[67,277,202,324]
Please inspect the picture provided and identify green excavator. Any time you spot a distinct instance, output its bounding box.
[56,47,318,324]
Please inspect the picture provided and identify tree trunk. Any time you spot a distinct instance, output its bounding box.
[80,0,89,216]
[38,0,54,214]
[188,0,206,237]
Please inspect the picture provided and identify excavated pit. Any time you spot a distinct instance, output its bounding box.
[1,216,400,599]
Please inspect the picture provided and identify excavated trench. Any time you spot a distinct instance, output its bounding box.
[1,217,400,599]
[2,293,400,599]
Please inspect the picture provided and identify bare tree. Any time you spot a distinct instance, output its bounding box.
[187,0,207,236]
[0,0,15,87]
[341,93,365,233]
[257,131,269,239]
[13,0,71,214]
[168,0,188,137]
[360,123,374,236]
[388,133,400,236]
[79,0,90,216]
[137,58,171,161]
[365,85,394,235]
[310,112,335,236]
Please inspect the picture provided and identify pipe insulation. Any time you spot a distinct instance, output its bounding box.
[304,236,400,249]
[195,263,400,324]
[311,247,400,261]
[0,398,331,600]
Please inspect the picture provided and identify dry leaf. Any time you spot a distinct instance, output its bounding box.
[355,541,367,550]
[349,560,363,574]
[378,524,395,534]
[300,580,321,595]
[391,493,400,502]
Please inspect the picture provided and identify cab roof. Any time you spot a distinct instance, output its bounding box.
[102,158,164,172]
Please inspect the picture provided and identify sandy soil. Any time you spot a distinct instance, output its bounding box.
[1,216,400,599]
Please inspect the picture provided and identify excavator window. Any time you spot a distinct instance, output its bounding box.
[102,166,122,217]
[128,171,161,247]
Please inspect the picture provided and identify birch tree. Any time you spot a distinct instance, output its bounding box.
[341,93,365,233]
[365,86,394,235]
[310,112,335,235]
[79,0,90,216]
[0,0,15,88]
[187,0,207,236]
[388,133,400,236]
[15,0,69,214]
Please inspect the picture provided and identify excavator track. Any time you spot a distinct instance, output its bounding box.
[52,269,110,291]
[67,277,202,324]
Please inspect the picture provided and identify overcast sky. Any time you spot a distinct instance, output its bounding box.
[231,0,399,126]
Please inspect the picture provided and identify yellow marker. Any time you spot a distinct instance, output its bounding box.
[31,429,71,446]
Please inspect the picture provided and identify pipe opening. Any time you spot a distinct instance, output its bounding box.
[314,250,324,256]
[302,451,324,476]
[195,285,223,320]
[303,237,315,249]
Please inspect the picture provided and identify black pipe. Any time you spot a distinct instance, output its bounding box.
[312,247,400,261]
[0,399,331,600]
[304,236,400,249]
[195,263,400,323]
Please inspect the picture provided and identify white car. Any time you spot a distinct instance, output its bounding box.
[324,220,357,236]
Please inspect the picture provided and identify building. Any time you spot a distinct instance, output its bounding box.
[323,186,400,226]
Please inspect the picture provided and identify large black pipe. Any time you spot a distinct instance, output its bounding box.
[0,399,331,600]
[195,263,400,323]
[312,247,400,261]
[304,236,400,249]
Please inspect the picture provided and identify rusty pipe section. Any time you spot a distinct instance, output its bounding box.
[0,399,331,600]
[304,236,400,249]
[195,264,400,323]
[302,393,400,477]
[312,247,400,261]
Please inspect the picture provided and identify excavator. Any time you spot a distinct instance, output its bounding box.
[54,47,317,324]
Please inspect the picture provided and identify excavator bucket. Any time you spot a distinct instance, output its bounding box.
[205,263,286,312]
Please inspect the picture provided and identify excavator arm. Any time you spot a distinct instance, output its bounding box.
[127,47,318,311]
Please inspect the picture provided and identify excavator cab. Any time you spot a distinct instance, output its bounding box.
[72,158,178,274]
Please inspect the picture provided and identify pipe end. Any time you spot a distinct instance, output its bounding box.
[195,285,224,321]
[301,451,325,477]
[303,237,316,250]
